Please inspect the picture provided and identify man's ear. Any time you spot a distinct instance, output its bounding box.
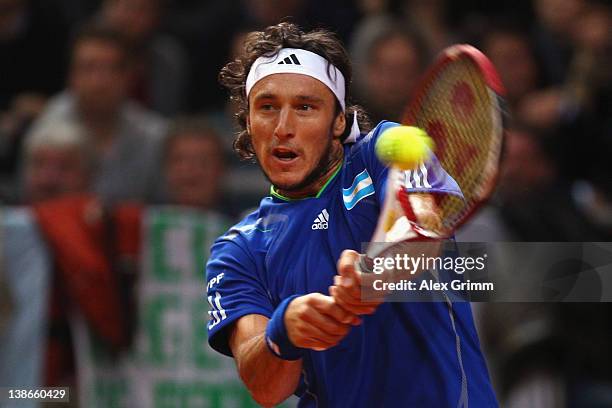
[333,112,346,139]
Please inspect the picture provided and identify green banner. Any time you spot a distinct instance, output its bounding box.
[73,208,277,408]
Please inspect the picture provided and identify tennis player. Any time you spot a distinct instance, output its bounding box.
[206,22,497,407]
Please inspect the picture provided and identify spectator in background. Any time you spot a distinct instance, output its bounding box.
[0,93,47,201]
[515,0,590,131]
[242,0,306,27]
[352,23,427,124]
[161,0,361,112]
[0,0,69,109]
[0,0,71,190]
[481,25,541,111]
[532,0,585,85]
[98,0,189,116]
[205,27,270,214]
[517,2,611,173]
[33,23,167,204]
[496,125,574,240]
[19,119,93,391]
[494,122,611,241]
[21,120,92,203]
[520,2,610,127]
[497,126,557,204]
[0,265,13,338]
[163,117,225,211]
[398,0,454,54]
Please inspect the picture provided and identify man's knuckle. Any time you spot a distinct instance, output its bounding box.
[304,295,319,308]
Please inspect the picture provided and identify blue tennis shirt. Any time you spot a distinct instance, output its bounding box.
[206,121,498,407]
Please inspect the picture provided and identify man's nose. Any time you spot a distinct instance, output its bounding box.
[274,107,295,139]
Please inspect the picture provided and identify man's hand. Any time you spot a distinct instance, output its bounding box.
[330,250,383,316]
[285,293,361,351]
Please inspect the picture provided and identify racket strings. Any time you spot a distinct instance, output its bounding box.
[408,58,500,235]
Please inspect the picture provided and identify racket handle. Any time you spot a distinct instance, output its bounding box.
[356,254,374,274]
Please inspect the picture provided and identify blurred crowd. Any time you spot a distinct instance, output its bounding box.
[0,0,611,406]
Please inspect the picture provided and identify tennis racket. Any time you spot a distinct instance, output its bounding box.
[363,44,506,265]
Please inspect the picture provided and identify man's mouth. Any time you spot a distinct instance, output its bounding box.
[272,147,299,162]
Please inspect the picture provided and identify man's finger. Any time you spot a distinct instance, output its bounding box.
[331,286,379,316]
[331,285,381,308]
[301,307,352,338]
[333,275,361,300]
[310,294,360,325]
[337,250,361,281]
[297,325,346,348]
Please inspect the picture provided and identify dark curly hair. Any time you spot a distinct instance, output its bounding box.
[219,22,371,160]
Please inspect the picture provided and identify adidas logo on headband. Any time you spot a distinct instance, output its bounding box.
[278,54,301,65]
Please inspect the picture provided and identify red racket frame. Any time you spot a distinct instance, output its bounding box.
[400,44,506,237]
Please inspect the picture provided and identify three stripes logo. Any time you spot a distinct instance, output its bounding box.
[311,209,329,230]
[278,54,301,65]
[403,164,432,189]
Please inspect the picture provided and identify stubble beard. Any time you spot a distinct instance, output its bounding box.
[258,130,342,194]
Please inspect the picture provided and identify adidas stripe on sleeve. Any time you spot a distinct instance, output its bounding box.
[206,234,274,357]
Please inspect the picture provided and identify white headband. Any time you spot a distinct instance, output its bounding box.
[246,48,346,111]
[245,48,361,143]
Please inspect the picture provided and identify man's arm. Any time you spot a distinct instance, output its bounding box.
[229,294,360,407]
[229,314,301,408]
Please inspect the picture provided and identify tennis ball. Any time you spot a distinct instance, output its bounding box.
[375,126,434,170]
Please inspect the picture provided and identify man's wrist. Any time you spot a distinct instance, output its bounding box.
[265,294,305,360]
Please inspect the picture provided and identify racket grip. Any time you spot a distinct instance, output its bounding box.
[356,254,374,274]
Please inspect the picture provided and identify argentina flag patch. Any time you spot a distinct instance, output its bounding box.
[343,169,375,210]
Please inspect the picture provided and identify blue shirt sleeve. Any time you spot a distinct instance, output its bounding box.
[206,235,274,357]
[356,121,463,203]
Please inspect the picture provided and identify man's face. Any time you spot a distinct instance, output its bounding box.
[165,134,224,209]
[69,39,128,116]
[25,147,90,203]
[248,73,345,194]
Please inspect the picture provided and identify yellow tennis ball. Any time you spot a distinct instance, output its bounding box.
[375,126,434,170]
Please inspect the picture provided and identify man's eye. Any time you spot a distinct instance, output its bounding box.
[298,104,313,111]
[261,104,274,110]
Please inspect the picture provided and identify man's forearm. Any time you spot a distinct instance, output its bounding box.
[230,315,302,407]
